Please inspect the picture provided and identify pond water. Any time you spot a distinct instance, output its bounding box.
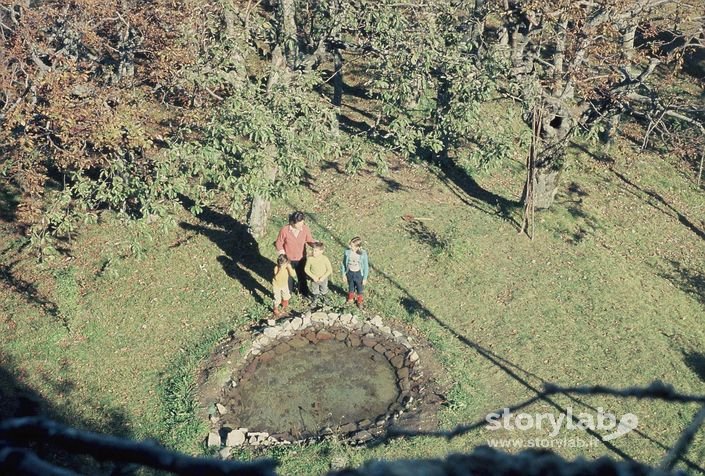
[224,339,400,437]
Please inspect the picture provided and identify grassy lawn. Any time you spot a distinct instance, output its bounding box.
[1,136,704,473]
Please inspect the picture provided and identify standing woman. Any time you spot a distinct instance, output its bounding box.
[274,211,316,297]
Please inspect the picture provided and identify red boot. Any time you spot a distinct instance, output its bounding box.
[346,292,355,305]
[356,294,364,309]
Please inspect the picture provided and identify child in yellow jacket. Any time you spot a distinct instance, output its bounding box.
[272,254,296,318]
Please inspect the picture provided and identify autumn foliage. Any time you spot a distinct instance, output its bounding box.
[0,0,215,226]
[1,0,702,246]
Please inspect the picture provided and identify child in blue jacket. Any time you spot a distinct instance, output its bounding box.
[341,236,369,309]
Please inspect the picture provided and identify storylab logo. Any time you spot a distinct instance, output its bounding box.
[485,407,638,442]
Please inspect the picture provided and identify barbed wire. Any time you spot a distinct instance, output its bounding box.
[330,444,687,476]
[1,381,704,475]
[543,382,705,404]
[380,380,705,474]
[658,404,705,472]
[0,417,277,476]
[384,380,705,440]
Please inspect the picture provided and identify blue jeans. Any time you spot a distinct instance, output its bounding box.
[347,270,364,294]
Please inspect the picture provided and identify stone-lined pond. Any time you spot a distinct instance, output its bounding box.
[200,311,440,448]
[222,338,399,437]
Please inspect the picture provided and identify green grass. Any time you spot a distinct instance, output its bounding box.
[1,136,705,473]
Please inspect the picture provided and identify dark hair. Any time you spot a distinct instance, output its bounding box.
[349,236,362,247]
[289,211,305,225]
[311,241,324,250]
[277,254,289,266]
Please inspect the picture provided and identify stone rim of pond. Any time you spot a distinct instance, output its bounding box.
[206,311,425,448]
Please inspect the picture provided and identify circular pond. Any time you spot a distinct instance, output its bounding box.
[204,312,428,446]
[222,338,399,438]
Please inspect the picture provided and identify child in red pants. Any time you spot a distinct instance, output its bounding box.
[340,237,369,309]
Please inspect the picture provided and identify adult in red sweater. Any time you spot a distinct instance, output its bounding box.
[275,211,316,297]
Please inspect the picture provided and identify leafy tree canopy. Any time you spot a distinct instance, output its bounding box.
[1,0,702,253]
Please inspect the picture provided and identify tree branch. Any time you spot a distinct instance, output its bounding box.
[0,417,278,476]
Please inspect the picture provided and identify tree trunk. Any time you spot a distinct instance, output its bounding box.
[469,0,487,47]
[599,113,620,149]
[247,162,278,238]
[332,49,343,107]
[509,25,530,74]
[525,101,573,210]
[622,24,637,60]
[280,0,298,64]
[116,26,136,82]
[222,8,248,85]
[497,0,511,47]
[552,20,567,94]
[247,33,290,237]
[266,45,288,91]
[507,2,532,76]
[532,166,562,209]
[247,195,271,239]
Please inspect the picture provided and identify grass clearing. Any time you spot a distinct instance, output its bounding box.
[1,136,705,473]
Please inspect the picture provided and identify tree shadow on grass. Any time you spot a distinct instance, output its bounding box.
[394,268,705,473]
[401,217,453,258]
[554,182,601,245]
[611,170,705,241]
[658,259,705,308]
[570,141,616,166]
[301,207,704,473]
[341,101,378,121]
[0,353,134,474]
[402,218,444,250]
[431,156,521,229]
[321,159,345,174]
[573,142,705,242]
[337,113,375,137]
[0,180,20,222]
[683,351,705,383]
[400,297,433,320]
[380,176,406,193]
[0,260,59,319]
[340,81,372,101]
[177,195,272,307]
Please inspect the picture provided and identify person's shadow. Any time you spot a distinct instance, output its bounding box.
[177,195,273,306]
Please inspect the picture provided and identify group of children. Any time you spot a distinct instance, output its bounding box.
[271,237,369,318]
